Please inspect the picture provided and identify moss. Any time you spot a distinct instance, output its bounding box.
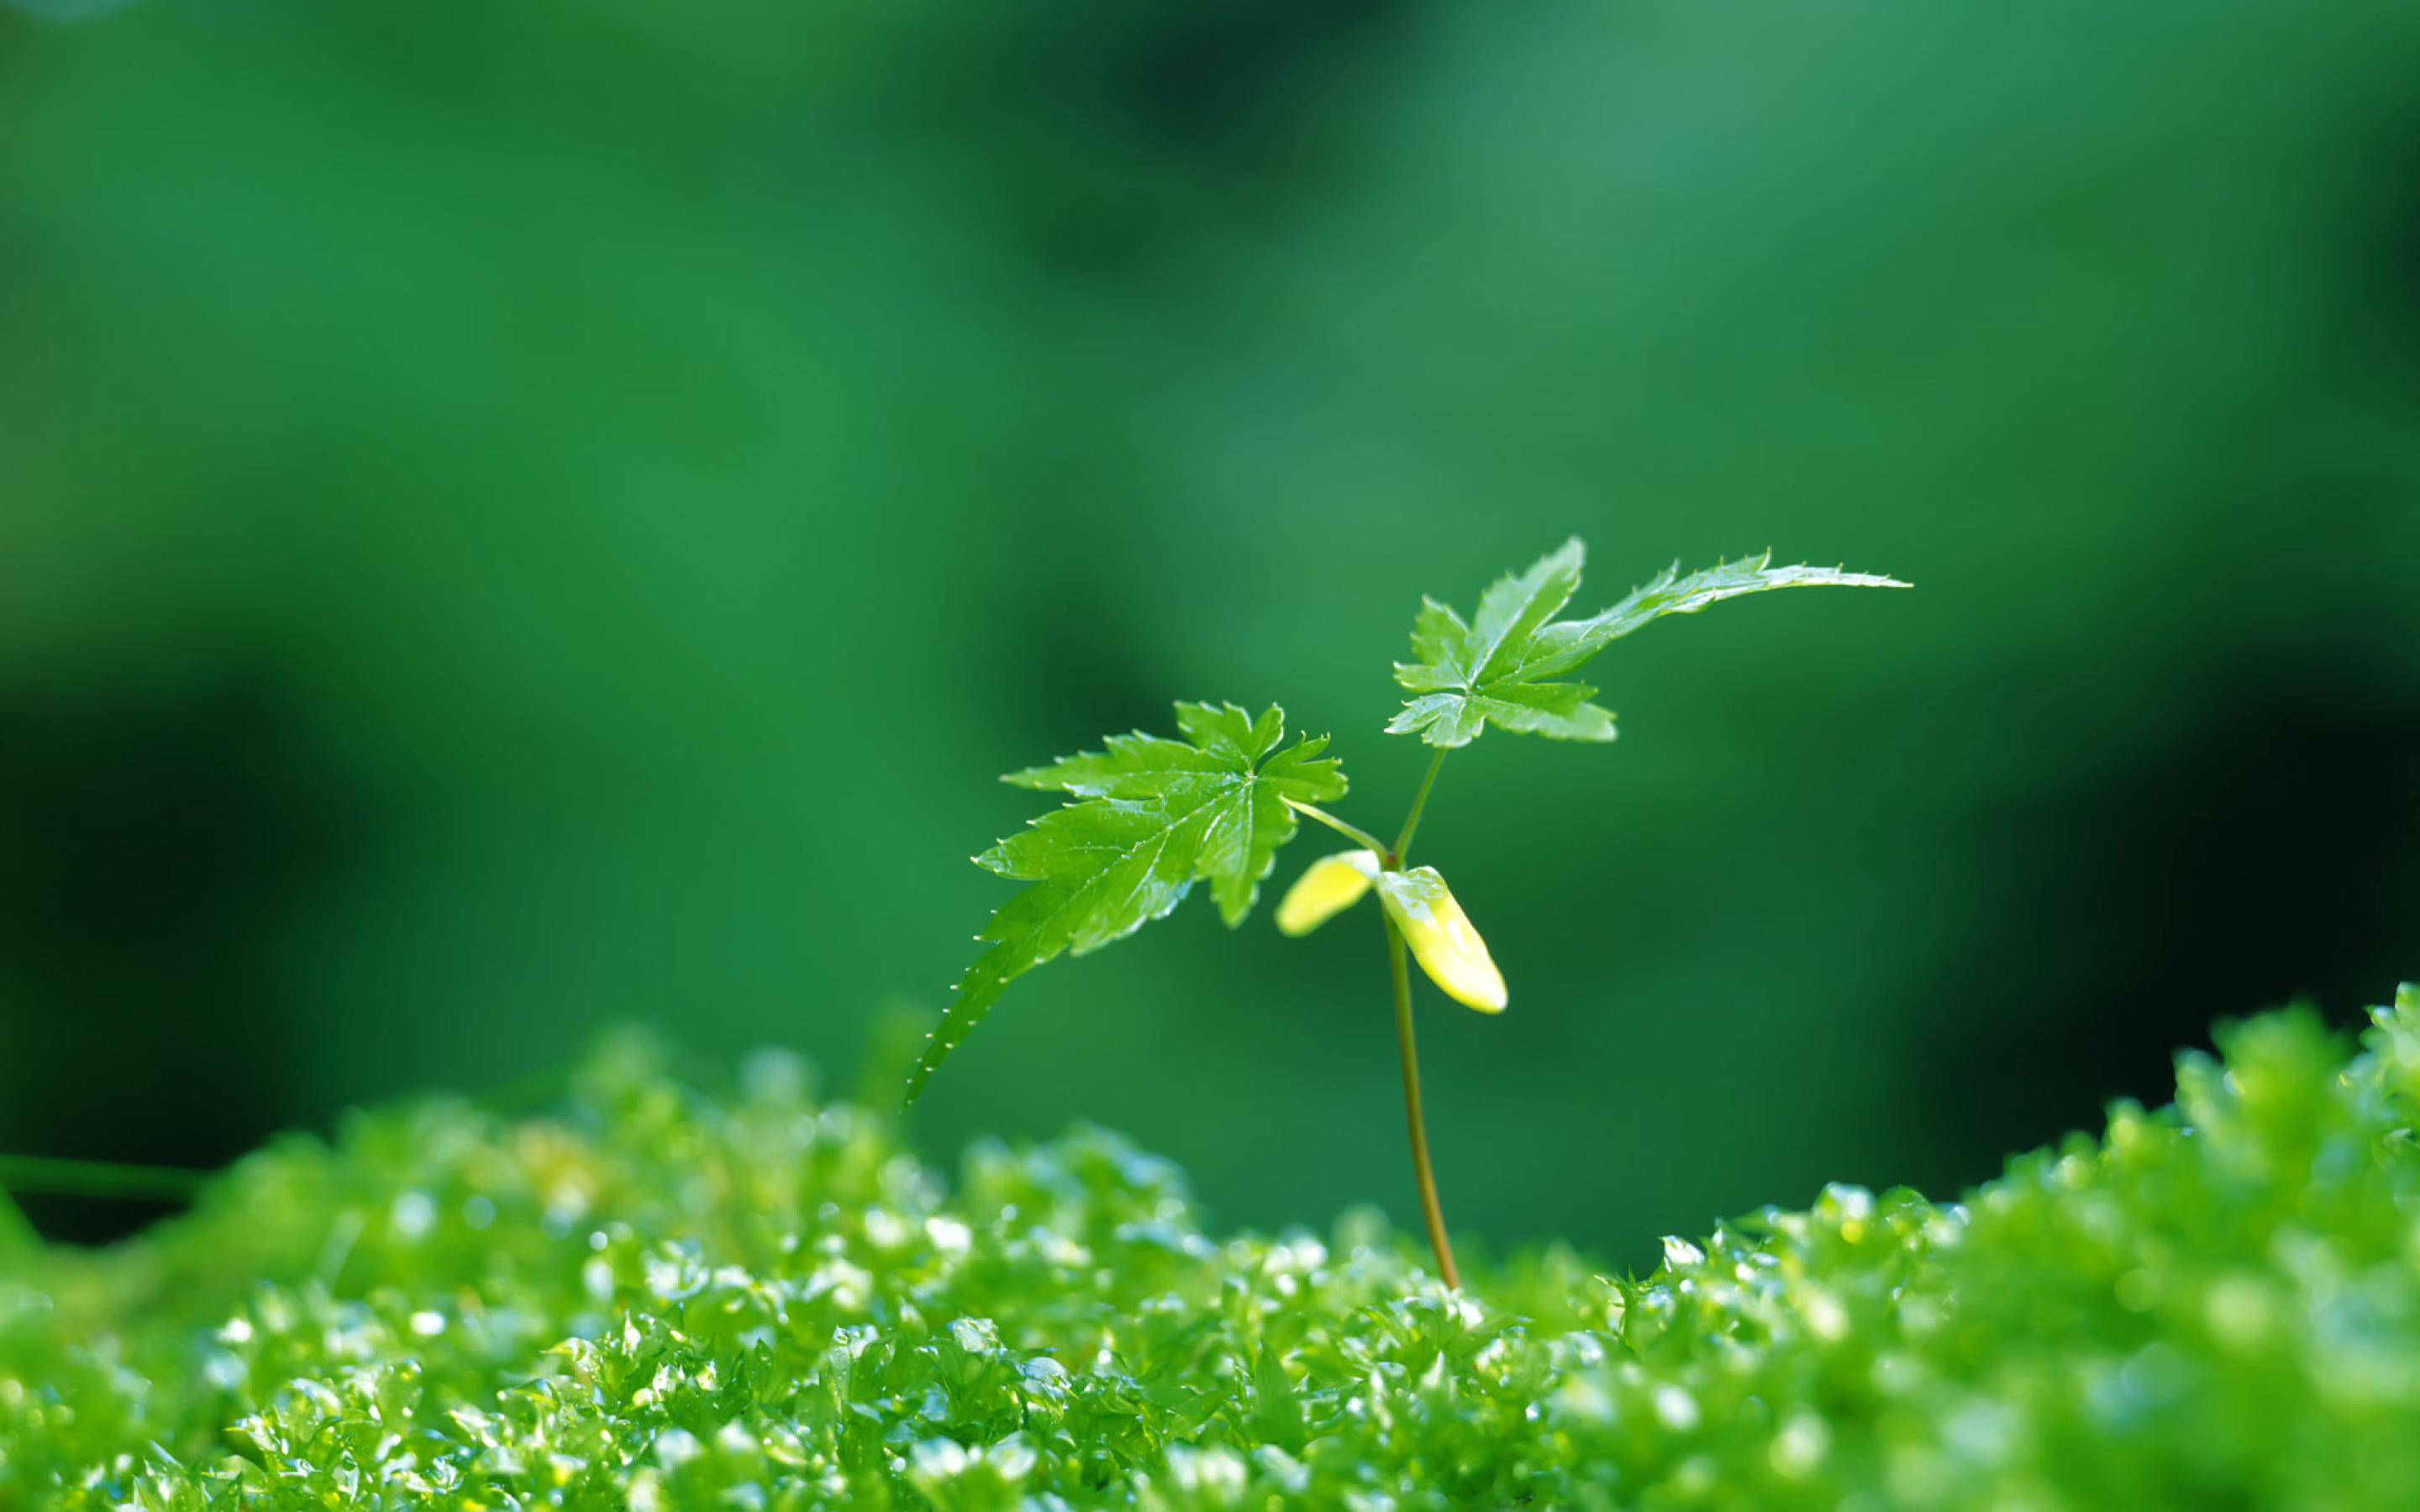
[6,990,2419,1509]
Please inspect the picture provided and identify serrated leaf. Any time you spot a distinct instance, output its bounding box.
[1389,541,1908,748]
[907,702,1346,1105]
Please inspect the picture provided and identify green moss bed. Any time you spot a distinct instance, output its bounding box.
[6,990,2419,1510]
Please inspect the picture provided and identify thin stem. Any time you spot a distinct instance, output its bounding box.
[0,1154,207,1203]
[1281,797,1390,858]
[1385,915,1461,1289]
[0,1182,34,1256]
[1391,748,1450,865]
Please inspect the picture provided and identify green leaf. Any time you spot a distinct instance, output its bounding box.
[907,702,1346,1105]
[1388,541,1908,748]
[1251,1341,1306,1451]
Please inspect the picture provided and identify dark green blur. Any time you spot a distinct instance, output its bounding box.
[3,0,2417,1264]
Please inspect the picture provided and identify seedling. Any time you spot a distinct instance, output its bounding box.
[908,538,1907,1285]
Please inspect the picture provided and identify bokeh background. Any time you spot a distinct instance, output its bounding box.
[5,0,2417,1265]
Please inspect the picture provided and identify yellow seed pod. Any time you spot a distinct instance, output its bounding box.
[1374,866,1507,1013]
[1276,849,1382,937]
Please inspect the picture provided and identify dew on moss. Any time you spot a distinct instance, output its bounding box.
[6,998,2420,1507]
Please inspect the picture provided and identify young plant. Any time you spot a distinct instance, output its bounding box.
[908,538,1907,1285]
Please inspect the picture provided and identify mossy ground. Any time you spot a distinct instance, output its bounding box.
[6,990,2419,1510]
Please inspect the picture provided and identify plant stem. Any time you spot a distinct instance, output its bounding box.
[0,1182,34,1257]
[1300,748,1462,1284]
[0,1154,207,1203]
[1281,797,1390,858]
[1385,914,1461,1289]
[1392,748,1449,865]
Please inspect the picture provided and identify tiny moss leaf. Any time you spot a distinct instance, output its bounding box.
[9,990,2418,1507]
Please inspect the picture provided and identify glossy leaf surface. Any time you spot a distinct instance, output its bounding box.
[908,703,1346,1104]
[1389,539,1909,748]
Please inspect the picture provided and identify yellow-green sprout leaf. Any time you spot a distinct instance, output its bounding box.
[1389,539,1909,748]
[908,702,1347,1105]
[1276,849,1381,936]
[1374,866,1507,1013]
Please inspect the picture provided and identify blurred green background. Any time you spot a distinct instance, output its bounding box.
[4,0,2417,1266]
